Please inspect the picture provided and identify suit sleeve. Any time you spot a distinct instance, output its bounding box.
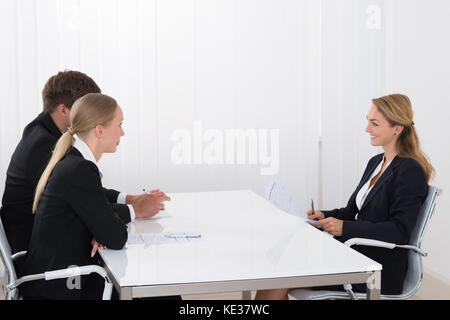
[322,194,358,221]
[103,188,120,203]
[111,204,131,224]
[67,161,128,250]
[341,163,428,244]
[101,188,131,224]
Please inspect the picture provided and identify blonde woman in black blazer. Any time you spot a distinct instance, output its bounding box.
[256,94,434,299]
[22,93,169,300]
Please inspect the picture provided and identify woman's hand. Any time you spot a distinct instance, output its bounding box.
[132,192,171,219]
[307,209,325,221]
[126,189,163,204]
[315,218,343,237]
[91,238,107,257]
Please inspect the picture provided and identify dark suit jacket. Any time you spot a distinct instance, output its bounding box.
[21,148,128,300]
[322,153,428,295]
[0,113,130,257]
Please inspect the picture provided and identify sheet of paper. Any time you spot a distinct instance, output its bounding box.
[265,179,308,220]
[127,232,203,246]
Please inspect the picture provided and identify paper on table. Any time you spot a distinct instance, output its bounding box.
[127,232,202,246]
[265,179,312,224]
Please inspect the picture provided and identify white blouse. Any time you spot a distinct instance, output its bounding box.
[355,155,392,220]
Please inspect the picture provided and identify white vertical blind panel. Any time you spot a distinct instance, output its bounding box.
[251,0,308,202]
[156,0,197,192]
[135,0,159,192]
[17,0,40,125]
[36,0,61,98]
[97,0,120,96]
[0,0,20,195]
[79,0,101,81]
[232,0,255,190]
[193,0,238,191]
[304,0,322,205]
[57,0,81,71]
[321,0,382,211]
[115,0,140,193]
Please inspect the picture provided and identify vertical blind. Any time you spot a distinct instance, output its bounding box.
[0,0,382,216]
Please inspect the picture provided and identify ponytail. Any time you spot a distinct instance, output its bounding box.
[32,130,75,213]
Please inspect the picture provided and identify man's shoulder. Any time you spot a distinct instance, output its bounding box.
[22,113,60,144]
[9,124,55,166]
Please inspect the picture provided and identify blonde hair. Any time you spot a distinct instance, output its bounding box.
[33,93,118,213]
[372,94,435,183]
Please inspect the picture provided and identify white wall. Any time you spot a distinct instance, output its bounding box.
[383,0,450,281]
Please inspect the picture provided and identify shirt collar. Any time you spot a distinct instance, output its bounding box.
[73,135,98,165]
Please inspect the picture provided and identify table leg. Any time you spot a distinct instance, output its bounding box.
[242,291,252,300]
[366,271,381,300]
[120,287,133,300]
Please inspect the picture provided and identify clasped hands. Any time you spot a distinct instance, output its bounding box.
[307,210,343,237]
[128,189,171,219]
[91,188,170,257]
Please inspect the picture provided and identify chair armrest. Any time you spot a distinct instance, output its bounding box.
[344,238,396,249]
[44,265,108,281]
[7,265,112,300]
[11,251,27,262]
[344,238,427,256]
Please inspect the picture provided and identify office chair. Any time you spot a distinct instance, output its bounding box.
[289,185,442,300]
[0,220,113,300]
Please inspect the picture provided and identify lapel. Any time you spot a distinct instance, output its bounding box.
[360,156,401,211]
[352,154,384,198]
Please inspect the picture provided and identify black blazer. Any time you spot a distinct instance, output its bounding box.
[0,113,130,256]
[22,148,128,300]
[322,153,428,295]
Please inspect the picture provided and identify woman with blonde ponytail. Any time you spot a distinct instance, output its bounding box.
[21,93,168,300]
[257,94,433,299]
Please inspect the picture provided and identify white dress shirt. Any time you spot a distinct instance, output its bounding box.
[354,155,392,220]
[73,135,136,221]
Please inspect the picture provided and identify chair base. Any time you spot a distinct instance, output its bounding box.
[289,288,415,300]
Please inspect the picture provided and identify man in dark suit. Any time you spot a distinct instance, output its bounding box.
[0,71,161,266]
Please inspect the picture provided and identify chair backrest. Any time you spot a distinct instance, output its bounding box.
[401,185,441,297]
[0,219,19,300]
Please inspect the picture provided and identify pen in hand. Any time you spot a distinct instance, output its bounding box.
[309,199,323,229]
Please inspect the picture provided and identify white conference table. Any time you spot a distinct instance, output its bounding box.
[99,190,382,300]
